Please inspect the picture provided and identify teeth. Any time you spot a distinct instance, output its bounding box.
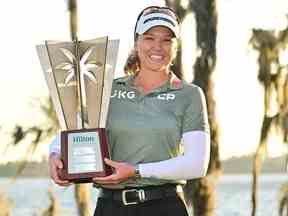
[150,55,163,60]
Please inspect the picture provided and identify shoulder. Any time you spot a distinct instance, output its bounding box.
[113,75,130,84]
[112,75,132,88]
[170,75,203,95]
[181,81,205,98]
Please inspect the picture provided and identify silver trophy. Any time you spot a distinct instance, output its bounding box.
[36,37,119,183]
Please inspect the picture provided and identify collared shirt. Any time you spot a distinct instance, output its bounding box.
[106,74,209,188]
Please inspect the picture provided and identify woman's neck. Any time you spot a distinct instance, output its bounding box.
[134,69,170,93]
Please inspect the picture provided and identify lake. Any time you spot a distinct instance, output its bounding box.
[0,174,287,216]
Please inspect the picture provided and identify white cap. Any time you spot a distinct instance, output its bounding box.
[135,12,180,39]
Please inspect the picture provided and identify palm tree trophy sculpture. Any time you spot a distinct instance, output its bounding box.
[36,0,119,183]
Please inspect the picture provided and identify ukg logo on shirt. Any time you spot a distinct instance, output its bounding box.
[111,90,136,99]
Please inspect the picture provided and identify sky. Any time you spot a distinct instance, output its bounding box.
[0,0,288,162]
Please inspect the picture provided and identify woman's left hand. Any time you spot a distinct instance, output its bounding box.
[93,158,135,185]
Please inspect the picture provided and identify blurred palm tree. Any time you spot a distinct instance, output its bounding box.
[10,97,59,175]
[166,0,221,215]
[7,1,92,215]
[279,183,288,216]
[4,98,60,216]
[0,192,12,216]
[165,0,186,79]
[249,27,288,216]
[9,97,92,216]
[67,1,91,215]
[41,189,60,216]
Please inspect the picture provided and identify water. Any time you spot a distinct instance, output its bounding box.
[0,174,287,216]
[216,174,288,216]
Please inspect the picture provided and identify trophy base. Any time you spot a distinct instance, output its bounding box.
[60,128,112,183]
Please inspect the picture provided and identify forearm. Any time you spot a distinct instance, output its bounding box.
[139,131,210,180]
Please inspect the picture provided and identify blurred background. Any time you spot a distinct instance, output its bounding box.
[0,0,287,215]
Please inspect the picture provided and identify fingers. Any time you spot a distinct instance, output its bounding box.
[93,174,121,185]
[104,158,117,168]
[54,158,63,169]
[93,159,135,185]
[54,180,72,187]
[51,169,71,186]
[49,154,72,187]
[92,159,120,184]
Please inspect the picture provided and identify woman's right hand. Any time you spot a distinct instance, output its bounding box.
[49,153,72,187]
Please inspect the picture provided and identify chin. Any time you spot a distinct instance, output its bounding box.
[150,67,168,72]
[149,63,168,72]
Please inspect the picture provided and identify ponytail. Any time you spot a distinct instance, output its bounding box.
[124,48,140,75]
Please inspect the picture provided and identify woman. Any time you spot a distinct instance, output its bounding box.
[49,6,210,216]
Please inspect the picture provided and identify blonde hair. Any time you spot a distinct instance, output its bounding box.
[124,48,140,75]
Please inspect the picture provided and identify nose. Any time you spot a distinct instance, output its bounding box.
[152,39,163,50]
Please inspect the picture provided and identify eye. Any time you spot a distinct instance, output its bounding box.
[162,37,173,44]
[143,35,154,41]
[163,38,172,42]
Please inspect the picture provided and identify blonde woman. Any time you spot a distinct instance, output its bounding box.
[49,6,210,216]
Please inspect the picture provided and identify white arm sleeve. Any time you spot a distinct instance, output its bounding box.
[139,131,210,180]
[49,134,61,155]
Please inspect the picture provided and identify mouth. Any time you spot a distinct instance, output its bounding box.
[149,54,164,62]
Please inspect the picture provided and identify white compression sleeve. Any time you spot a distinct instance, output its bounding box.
[139,131,210,180]
[49,134,61,155]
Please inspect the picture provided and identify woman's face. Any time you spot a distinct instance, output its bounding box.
[136,26,177,73]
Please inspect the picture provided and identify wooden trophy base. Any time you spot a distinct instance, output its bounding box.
[60,128,112,183]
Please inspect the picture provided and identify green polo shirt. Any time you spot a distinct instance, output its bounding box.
[106,75,209,188]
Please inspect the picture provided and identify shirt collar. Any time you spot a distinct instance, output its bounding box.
[168,73,183,90]
[114,75,134,85]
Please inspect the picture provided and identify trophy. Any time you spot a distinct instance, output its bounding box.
[36,1,119,183]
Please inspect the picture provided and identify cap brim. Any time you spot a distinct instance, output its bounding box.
[135,13,180,38]
[137,21,179,38]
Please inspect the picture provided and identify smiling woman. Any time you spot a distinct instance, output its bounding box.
[49,5,210,216]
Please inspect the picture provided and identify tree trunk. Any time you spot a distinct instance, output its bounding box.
[0,192,12,216]
[75,184,91,216]
[166,0,221,215]
[184,0,220,215]
[165,0,186,79]
[42,189,60,216]
[67,2,92,215]
[251,103,275,216]
[249,29,288,216]
[68,0,78,41]
[251,86,276,216]
[278,183,288,216]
